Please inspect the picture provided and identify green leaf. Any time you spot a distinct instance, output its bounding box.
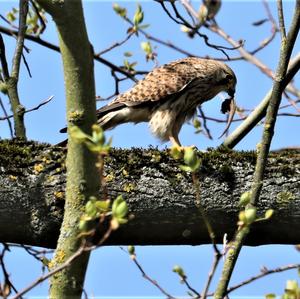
[184,147,198,166]
[91,125,105,145]
[6,12,16,22]
[128,245,135,255]
[79,219,88,231]
[265,209,274,219]
[141,41,152,54]
[94,200,110,212]
[239,191,251,207]
[85,200,97,218]
[69,126,89,142]
[114,201,128,219]
[170,146,183,160]
[117,217,128,224]
[193,118,201,129]
[172,265,186,278]
[265,294,276,299]
[244,207,257,224]
[133,4,144,26]
[179,165,193,172]
[182,147,201,172]
[124,51,133,57]
[112,195,128,217]
[138,24,150,29]
[113,3,127,17]
[0,82,8,95]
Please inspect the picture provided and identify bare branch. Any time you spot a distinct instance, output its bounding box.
[0,25,139,82]
[198,107,213,140]
[29,0,46,35]
[11,224,113,299]
[0,96,13,138]
[226,263,300,295]
[277,0,287,40]
[96,33,133,56]
[156,0,241,59]
[123,248,176,299]
[0,95,54,121]
[11,0,28,80]
[0,34,9,80]
[201,249,222,298]
[0,244,22,298]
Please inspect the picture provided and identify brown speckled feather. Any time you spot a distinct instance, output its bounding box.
[109,57,223,106]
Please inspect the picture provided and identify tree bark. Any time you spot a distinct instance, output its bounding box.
[1,140,299,248]
[26,1,100,297]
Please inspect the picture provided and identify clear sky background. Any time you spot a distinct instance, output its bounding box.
[0,0,299,298]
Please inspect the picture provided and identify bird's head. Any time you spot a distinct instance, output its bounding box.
[217,64,237,138]
[218,65,237,98]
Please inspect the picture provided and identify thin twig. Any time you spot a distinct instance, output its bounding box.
[0,95,54,120]
[249,0,278,56]
[11,0,28,80]
[277,0,286,40]
[182,277,201,298]
[20,244,54,263]
[96,33,133,56]
[11,226,113,299]
[208,22,300,99]
[198,107,213,139]
[29,0,46,35]
[226,263,300,294]
[0,96,13,137]
[0,25,140,82]
[157,0,240,59]
[170,2,240,57]
[130,253,177,299]
[0,244,22,298]
[0,14,19,29]
[21,52,32,78]
[122,13,197,57]
[202,250,222,298]
[283,92,300,113]
[0,33,10,80]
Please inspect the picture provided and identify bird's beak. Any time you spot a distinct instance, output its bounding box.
[228,88,235,98]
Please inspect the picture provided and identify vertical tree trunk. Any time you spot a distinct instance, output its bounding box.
[36,1,100,298]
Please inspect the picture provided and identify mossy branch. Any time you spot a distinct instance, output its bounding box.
[214,2,300,298]
[0,140,299,248]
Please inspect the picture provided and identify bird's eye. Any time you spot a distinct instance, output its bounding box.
[226,74,233,80]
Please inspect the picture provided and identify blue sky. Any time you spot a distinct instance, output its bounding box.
[0,1,299,298]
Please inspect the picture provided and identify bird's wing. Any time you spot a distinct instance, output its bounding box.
[96,101,127,118]
[109,60,199,107]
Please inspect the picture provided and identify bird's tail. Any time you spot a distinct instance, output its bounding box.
[97,110,122,130]
[59,102,127,134]
[97,102,128,130]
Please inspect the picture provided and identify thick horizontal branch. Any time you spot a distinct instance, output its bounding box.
[0,140,299,248]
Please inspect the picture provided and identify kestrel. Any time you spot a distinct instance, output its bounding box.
[96,57,236,146]
[60,57,237,146]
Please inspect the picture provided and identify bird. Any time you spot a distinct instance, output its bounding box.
[199,0,222,24]
[61,57,237,147]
